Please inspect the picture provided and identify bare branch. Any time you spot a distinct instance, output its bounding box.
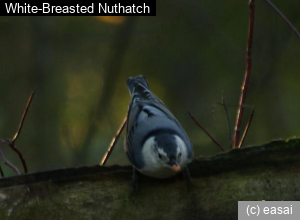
[7,90,35,173]
[233,0,255,148]
[8,143,28,173]
[188,111,226,152]
[12,90,35,144]
[218,91,232,148]
[0,147,20,175]
[100,116,127,166]
[238,106,255,148]
[1,91,35,174]
[263,0,300,39]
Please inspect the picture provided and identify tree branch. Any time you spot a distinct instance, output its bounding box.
[0,91,34,175]
[263,0,300,39]
[0,147,20,175]
[8,91,35,173]
[11,90,35,144]
[238,106,254,148]
[218,92,232,148]
[100,116,127,166]
[189,112,225,152]
[7,143,28,173]
[233,0,255,148]
[0,139,300,220]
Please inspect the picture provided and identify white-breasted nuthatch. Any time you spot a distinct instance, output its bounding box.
[125,76,193,190]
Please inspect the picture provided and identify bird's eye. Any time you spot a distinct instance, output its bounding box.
[158,153,162,160]
[178,152,182,158]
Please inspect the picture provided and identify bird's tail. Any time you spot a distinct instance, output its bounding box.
[126,75,149,94]
[126,75,160,103]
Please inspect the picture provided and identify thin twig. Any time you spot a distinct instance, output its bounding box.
[7,91,34,173]
[0,147,20,175]
[188,111,226,152]
[100,116,127,166]
[263,0,300,39]
[233,0,255,148]
[12,90,35,144]
[238,106,255,148]
[0,91,34,175]
[8,143,28,173]
[218,91,232,148]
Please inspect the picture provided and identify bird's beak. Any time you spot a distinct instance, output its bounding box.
[172,164,181,173]
[169,159,181,173]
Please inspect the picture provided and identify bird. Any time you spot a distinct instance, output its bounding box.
[125,75,193,192]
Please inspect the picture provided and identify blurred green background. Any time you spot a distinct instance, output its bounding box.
[0,0,299,176]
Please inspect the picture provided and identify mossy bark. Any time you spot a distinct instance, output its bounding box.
[0,139,300,220]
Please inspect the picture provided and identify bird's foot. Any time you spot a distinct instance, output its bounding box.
[130,168,138,199]
[183,167,193,191]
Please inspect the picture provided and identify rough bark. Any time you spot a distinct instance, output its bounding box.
[0,139,300,220]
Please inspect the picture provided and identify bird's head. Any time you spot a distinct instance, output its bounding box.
[141,132,189,177]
